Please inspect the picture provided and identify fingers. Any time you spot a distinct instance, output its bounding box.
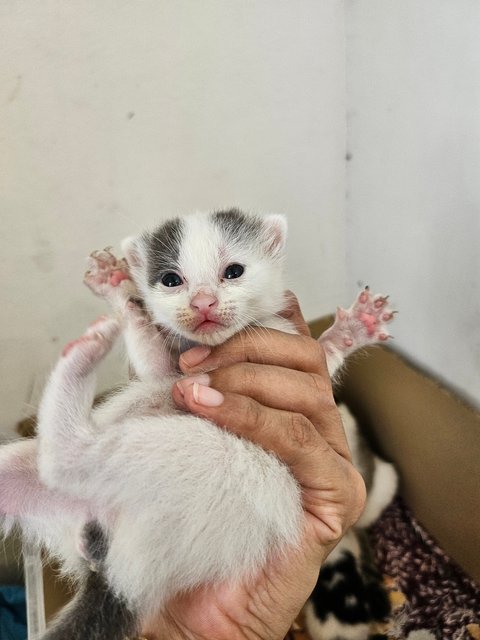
[180,329,329,377]
[176,363,350,460]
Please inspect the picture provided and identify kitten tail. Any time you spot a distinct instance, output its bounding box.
[41,570,139,640]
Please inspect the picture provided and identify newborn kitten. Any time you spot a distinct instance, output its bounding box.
[0,209,395,640]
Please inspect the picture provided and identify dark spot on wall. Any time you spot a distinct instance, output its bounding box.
[31,236,55,273]
[6,75,22,104]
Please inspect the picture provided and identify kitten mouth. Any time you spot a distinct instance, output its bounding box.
[193,319,225,334]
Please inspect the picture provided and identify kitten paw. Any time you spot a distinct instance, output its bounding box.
[62,317,120,369]
[84,248,137,303]
[321,287,396,355]
[345,286,395,344]
[124,297,154,328]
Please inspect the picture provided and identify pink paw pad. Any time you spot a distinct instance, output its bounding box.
[350,287,396,344]
[84,248,133,299]
[324,287,396,354]
[109,270,130,287]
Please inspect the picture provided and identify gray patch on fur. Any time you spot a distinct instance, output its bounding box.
[42,570,138,640]
[41,522,139,640]
[212,208,262,244]
[145,217,184,286]
[82,521,109,565]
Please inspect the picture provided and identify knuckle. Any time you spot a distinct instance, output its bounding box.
[244,397,266,433]
[240,362,259,388]
[235,331,250,355]
[230,334,263,365]
[307,372,335,409]
[211,362,259,394]
[307,372,328,396]
[297,334,328,372]
[312,338,329,370]
[287,413,317,451]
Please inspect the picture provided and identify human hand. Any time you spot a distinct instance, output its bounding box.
[142,294,366,640]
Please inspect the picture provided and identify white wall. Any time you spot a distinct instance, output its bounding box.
[0,2,347,437]
[345,0,480,406]
[2,1,477,440]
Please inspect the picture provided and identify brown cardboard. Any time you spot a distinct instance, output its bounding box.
[310,317,480,583]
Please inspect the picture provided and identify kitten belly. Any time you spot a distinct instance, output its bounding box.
[97,412,303,617]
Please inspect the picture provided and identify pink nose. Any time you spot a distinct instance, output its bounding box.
[190,292,218,315]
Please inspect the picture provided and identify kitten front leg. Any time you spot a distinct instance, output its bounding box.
[320,287,395,378]
[37,316,120,496]
[84,249,174,379]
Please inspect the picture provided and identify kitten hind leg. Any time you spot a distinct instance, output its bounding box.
[85,249,175,379]
[0,439,90,568]
[37,316,120,494]
[320,287,396,378]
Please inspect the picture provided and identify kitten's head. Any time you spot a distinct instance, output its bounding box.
[123,209,287,346]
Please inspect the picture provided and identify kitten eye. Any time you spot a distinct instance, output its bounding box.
[224,263,245,280]
[160,272,183,287]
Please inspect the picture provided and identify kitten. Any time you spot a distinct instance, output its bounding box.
[0,209,396,640]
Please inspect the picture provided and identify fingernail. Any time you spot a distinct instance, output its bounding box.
[192,383,224,407]
[180,346,211,368]
[176,374,210,396]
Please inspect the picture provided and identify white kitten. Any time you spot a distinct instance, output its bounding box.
[0,209,396,640]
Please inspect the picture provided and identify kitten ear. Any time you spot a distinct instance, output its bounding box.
[262,214,288,257]
[121,236,144,269]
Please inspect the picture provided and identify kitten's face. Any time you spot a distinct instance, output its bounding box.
[123,209,287,346]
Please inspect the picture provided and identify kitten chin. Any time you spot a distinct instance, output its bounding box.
[178,323,244,347]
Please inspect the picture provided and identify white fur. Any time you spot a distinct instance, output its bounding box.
[356,456,398,528]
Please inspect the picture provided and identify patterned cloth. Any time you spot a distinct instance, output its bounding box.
[369,497,480,640]
[297,496,479,640]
